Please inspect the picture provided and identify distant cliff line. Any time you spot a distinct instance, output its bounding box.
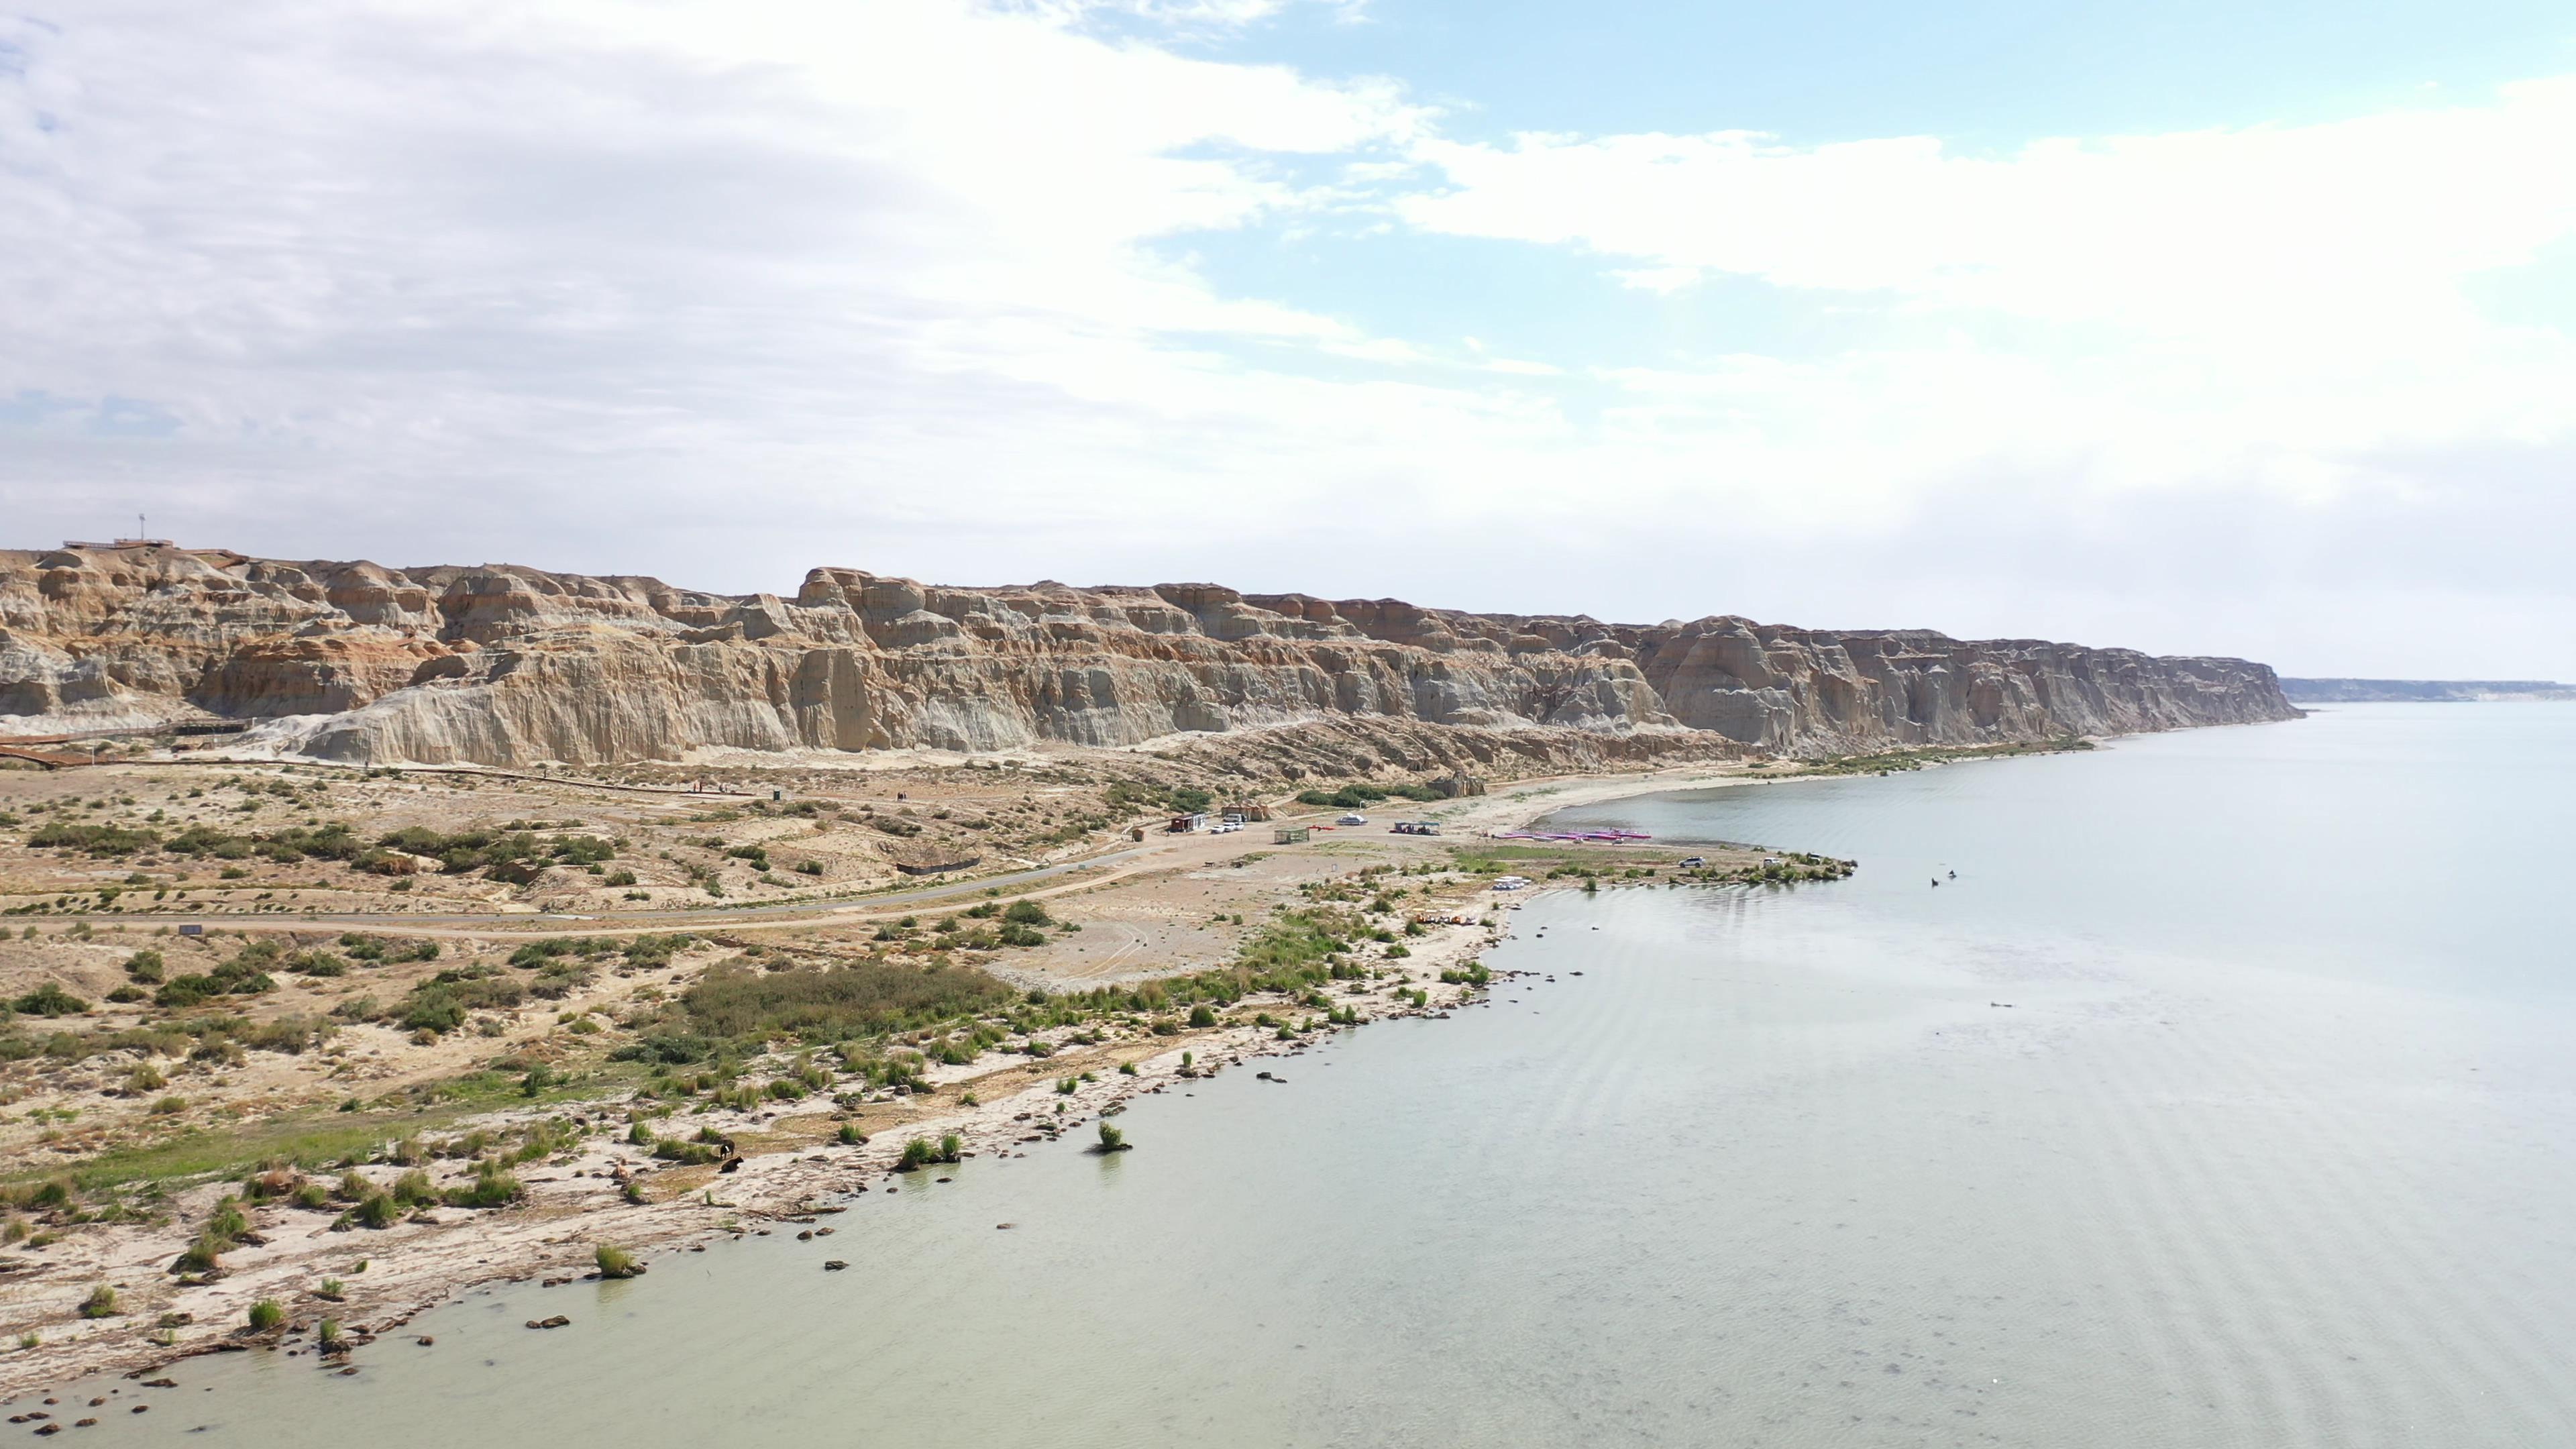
[0,543,2300,769]
[2281,678,2576,703]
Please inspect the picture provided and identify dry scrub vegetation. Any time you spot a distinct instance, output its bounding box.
[0,745,1708,1387]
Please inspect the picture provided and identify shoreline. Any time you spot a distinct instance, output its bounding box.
[0,906,1516,1402]
[0,739,2096,1401]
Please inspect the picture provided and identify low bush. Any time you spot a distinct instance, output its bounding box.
[155,941,280,1008]
[441,1161,523,1210]
[10,984,88,1017]
[677,959,1010,1046]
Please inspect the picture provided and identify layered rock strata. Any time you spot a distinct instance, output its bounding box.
[0,545,2300,767]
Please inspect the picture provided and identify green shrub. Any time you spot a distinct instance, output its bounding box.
[207,1197,250,1242]
[124,950,166,984]
[1096,1122,1126,1151]
[154,942,279,1008]
[11,984,88,1017]
[608,1032,716,1066]
[29,821,161,856]
[596,1243,641,1279]
[78,1284,118,1319]
[284,950,347,977]
[678,959,1010,1046]
[896,1137,937,1171]
[172,1229,226,1274]
[441,1161,523,1210]
[247,1299,284,1332]
[651,1138,718,1166]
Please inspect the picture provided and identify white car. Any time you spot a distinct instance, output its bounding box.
[1338,813,1368,825]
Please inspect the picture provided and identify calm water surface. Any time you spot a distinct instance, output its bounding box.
[40,704,2576,1446]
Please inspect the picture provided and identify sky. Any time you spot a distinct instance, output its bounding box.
[3,0,2574,677]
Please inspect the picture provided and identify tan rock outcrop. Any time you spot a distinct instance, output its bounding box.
[0,545,2299,767]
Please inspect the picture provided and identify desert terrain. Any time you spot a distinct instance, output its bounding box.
[0,737,1860,1397]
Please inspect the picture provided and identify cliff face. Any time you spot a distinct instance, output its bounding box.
[0,545,2299,766]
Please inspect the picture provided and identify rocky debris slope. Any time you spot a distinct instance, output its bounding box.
[0,545,2299,767]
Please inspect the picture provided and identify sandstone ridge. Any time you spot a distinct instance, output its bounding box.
[0,545,2299,767]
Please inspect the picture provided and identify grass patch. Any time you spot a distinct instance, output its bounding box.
[674,958,1012,1046]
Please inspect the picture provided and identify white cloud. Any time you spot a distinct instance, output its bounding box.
[1397,85,2576,519]
[1403,83,2576,338]
[0,1,2570,676]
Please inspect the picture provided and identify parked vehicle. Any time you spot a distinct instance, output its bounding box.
[1338,813,1368,825]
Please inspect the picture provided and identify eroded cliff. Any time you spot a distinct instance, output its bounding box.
[0,545,2298,767]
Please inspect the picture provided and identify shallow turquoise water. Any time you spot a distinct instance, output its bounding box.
[33,704,2576,1446]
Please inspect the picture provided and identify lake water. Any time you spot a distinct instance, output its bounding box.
[35,703,2576,1446]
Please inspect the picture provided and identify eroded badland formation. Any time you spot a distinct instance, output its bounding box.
[0,542,2296,1401]
[3,543,2294,767]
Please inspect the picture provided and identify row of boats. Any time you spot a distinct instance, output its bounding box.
[1488,828,1654,843]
